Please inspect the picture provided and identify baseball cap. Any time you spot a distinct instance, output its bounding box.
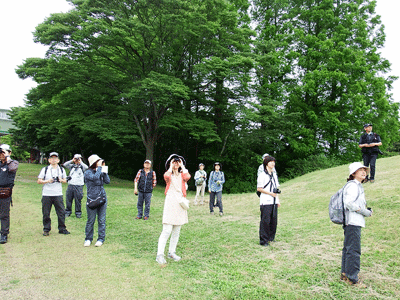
[144,160,152,164]
[49,152,59,158]
[363,123,372,128]
[74,154,82,159]
[0,144,11,152]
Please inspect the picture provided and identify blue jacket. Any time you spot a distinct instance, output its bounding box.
[84,167,110,201]
[208,171,225,193]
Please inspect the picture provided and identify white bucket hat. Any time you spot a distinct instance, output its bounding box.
[88,154,102,168]
[349,162,369,176]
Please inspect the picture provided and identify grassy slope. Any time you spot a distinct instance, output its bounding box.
[0,157,399,300]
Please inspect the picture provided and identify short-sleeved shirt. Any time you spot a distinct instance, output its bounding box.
[38,165,66,196]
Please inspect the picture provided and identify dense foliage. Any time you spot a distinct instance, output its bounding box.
[10,0,399,192]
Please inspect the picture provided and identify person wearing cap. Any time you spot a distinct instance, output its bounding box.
[194,163,207,205]
[63,154,88,218]
[156,154,191,264]
[358,124,382,183]
[37,152,70,236]
[208,162,225,216]
[341,162,373,288]
[257,156,280,246]
[0,144,19,244]
[134,159,157,220]
[83,154,110,247]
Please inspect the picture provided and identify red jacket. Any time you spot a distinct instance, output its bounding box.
[164,171,191,197]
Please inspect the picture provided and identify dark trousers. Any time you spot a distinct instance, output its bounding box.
[137,192,152,218]
[42,196,67,232]
[341,225,362,283]
[362,153,378,180]
[209,191,223,213]
[259,204,277,245]
[85,201,107,242]
[65,185,84,216]
[0,197,11,235]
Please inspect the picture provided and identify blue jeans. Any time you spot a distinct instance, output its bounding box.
[85,201,107,242]
[209,191,223,213]
[137,192,152,218]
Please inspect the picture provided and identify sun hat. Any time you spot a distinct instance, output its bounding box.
[262,153,269,159]
[88,154,102,168]
[0,144,12,152]
[349,162,369,176]
[49,152,59,158]
[74,154,82,159]
[165,154,186,170]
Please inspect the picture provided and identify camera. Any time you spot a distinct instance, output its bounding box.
[273,188,281,194]
[66,176,72,181]
[53,176,60,183]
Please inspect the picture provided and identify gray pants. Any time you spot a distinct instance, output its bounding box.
[137,192,152,218]
[341,225,362,283]
[65,185,84,217]
[0,196,11,235]
[209,191,223,213]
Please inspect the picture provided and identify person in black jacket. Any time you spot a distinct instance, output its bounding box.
[134,160,157,220]
[0,144,19,244]
[358,124,382,183]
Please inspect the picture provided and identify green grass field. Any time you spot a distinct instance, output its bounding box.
[1,157,399,299]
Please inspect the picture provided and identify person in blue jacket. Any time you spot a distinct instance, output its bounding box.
[208,162,225,216]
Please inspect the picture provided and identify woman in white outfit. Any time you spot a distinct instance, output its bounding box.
[194,163,207,205]
[156,154,191,264]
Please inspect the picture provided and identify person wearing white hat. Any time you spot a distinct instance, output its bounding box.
[194,163,207,205]
[0,144,19,244]
[63,154,88,218]
[341,162,373,288]
[83,154,110,247]
[134,159,157,220]
[37,152,70,236]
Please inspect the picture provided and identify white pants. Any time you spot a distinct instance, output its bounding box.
[157,224,182,256]
[194,183,206,204]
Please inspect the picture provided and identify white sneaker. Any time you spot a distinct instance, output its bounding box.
[95,240,103,247]
[156,254,167,264]
[84,240,91,247]
[167,252,181,261]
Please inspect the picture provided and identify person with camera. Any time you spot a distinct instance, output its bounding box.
[208,162,225,216]
[0,144,19,244]
[257,156,280,246]
[134,159,157,220]
[156,154,191,264]
[83,155,110,247]
[358,123,382,183]
[37,152,70,236]
[194,163,207,205]
[63,154,88,218]
[341,162,372,288]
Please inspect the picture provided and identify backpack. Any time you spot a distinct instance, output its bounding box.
[329,181,359,225]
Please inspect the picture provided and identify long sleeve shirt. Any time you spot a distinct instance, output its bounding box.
[84,167,110,200]
[208,171,225,193]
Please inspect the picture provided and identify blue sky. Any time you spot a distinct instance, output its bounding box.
[0,0,398,110]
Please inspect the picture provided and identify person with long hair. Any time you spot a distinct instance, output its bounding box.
[84,155,110,247]
[341,162,372,288]
[156,154,191,264]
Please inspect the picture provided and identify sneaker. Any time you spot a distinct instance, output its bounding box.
[219,212,223,216]
[95,240,103,247]
[167,252,181,261]
[342,275,367,288]
[156,254,167,264]
[0,235,7,244]
[76,214,82,219]
[84,240,91,247]
[59,229,70,235]
[144,216,149,220]
[135,216,142,220]
[43,231,50,236]
[369,180,375,183]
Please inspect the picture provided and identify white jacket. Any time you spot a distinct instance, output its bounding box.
[343,180,371,227]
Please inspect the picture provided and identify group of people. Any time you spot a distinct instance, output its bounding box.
[36,152,110,247]
[0,123,381,287]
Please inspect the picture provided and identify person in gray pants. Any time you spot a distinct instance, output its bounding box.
[64,154,88,218]
[134,160,157,220]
